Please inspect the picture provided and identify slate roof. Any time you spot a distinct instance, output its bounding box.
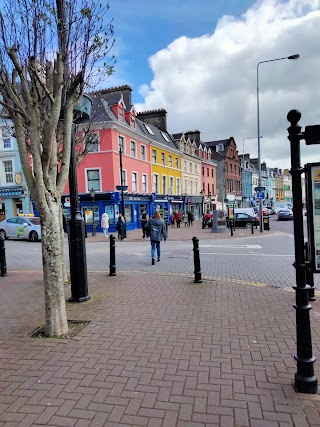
[88,92,179,152]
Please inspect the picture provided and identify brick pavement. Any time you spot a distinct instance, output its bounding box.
[0,269,319,426]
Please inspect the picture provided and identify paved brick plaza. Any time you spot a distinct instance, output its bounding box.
[0,257,319,426]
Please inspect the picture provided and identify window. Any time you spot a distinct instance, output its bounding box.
[184,161,187,172]
[152,150,157,163]
[212,169,214,178]
[176,178,180,195]
[118,135,125,153]
[175,158,179,169]
[212,184,214,194]
[2,128,11,149]
[86,132,99,152]
[132,172,138,192]
[153,174,159,193]
[195,164,197,174]
[142,174,147,193]
[170,177,174,194]
[169,156,172,167]
[190,180,193,194]
[130,141,136,157]
[162,175,167,194]
[189,163,192,173]
[118,107,124,121]
[195,182,198,195]
[230,164,233,172]
[87,169,100,191]
[120,169,127,185]
[184,179,187,194]
[4,161,13,183]
[225,163,228,173]
[141,145,146,161]
[202,167,204,176]
[161,153,165,165]
[145,124,154,135]
[207,168,209,177]
[161,132,170,142]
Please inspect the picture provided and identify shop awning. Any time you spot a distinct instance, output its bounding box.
[0,187,24,196]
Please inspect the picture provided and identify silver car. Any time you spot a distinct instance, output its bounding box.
[278,209,294,221]
[0,216,41,241]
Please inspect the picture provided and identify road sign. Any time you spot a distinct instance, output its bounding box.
[254,186,265,192]
[256,191,265,200]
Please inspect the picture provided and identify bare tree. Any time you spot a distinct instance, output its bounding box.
[0,0,114,336]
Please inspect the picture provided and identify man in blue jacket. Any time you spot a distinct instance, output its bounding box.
[145,211,167,265]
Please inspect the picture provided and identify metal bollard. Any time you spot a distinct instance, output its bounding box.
[83,212,87,238]
[230,219,233,236]
[192,236,202,283]
[0,235,7,277]
[304,241,315,301]
[109,234,116,276]
[251,222,254,234]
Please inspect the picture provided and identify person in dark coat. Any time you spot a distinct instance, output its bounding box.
[145,211,167,265]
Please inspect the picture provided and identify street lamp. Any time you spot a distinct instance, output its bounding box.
[242,136,262,207]
[90,188,96,236]
[257,53,300,232]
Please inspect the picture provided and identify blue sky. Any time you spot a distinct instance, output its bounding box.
[108,0,253,103]
[105,0,320,168]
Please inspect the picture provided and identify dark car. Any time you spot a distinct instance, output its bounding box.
[233,213,259,229]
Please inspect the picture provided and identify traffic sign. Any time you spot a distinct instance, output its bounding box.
[254,186,265,192]
[257,191,265,200]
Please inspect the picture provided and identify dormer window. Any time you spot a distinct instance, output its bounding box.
[161,132,170,142]
[118,107,124,121]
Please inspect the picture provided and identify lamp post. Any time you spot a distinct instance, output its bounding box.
[257,54,299,232]
[242,137,262,207]
[90,188,96,236]
[200,190,204,217]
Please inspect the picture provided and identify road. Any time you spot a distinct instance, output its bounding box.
[5,214,319,291]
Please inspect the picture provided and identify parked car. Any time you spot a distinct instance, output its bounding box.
[233,213,259,229]
[253,207,268,216]
[278,208,294,221]
[0,216,41,241]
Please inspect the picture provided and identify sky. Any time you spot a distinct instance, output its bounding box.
[106,0,320,169]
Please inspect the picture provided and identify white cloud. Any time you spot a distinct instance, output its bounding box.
[136,0,320,169]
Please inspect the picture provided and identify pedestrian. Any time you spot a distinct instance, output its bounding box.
[174,211,181,228]
[183,212,188,227]
[140,210,149,239]
[145,211,167,265]
[188,211,194,226]
[116,214,125,240]
[101,213,109,237]
[170,213,175,228]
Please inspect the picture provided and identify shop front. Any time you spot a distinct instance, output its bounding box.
[183,195,203,219]
[0,186,30,221]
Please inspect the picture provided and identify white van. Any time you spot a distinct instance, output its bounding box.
[234,208,256,218]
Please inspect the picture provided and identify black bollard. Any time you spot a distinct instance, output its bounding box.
[192,236,202,283]
[230,219,233,236]
[304,241,315,301]
[83,212,87,238]
[109,234,116,276]
[287,110,317,394]
[0,235,7,277]
[251,222,254,234]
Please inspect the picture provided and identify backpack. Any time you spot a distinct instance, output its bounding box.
[144,223,151,237]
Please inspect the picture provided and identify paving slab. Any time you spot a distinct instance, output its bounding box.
[0,270,319,426]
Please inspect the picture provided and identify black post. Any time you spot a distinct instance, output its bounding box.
[192,236,202,283]
[230,219,234,236]
[304,241,315,301]
[287,110,317,394]
[251,222,254,234]
[109,234,116,276]
[83,212,87,238]
[0,235,7,277]
[119,148,127,238]
[68,124,90,302]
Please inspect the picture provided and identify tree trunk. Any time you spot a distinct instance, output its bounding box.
[41,203,68,336]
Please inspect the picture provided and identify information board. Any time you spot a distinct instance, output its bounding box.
[306,163,320,272]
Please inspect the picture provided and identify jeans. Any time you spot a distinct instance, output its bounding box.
[151,240,160,260]
[103,228,108,237]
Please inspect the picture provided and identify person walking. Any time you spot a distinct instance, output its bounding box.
[101,213,109,237]
[145,211,167,265]
[188,211,194,226]
[116,214,125,240]
[183,212,188,227]
[140,210,149,239]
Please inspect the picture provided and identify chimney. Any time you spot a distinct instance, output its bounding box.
[185,130,201,143]
[91,85,132,107]
[137,109,167,132]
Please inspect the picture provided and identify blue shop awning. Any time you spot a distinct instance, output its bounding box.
[0,187,24,197]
